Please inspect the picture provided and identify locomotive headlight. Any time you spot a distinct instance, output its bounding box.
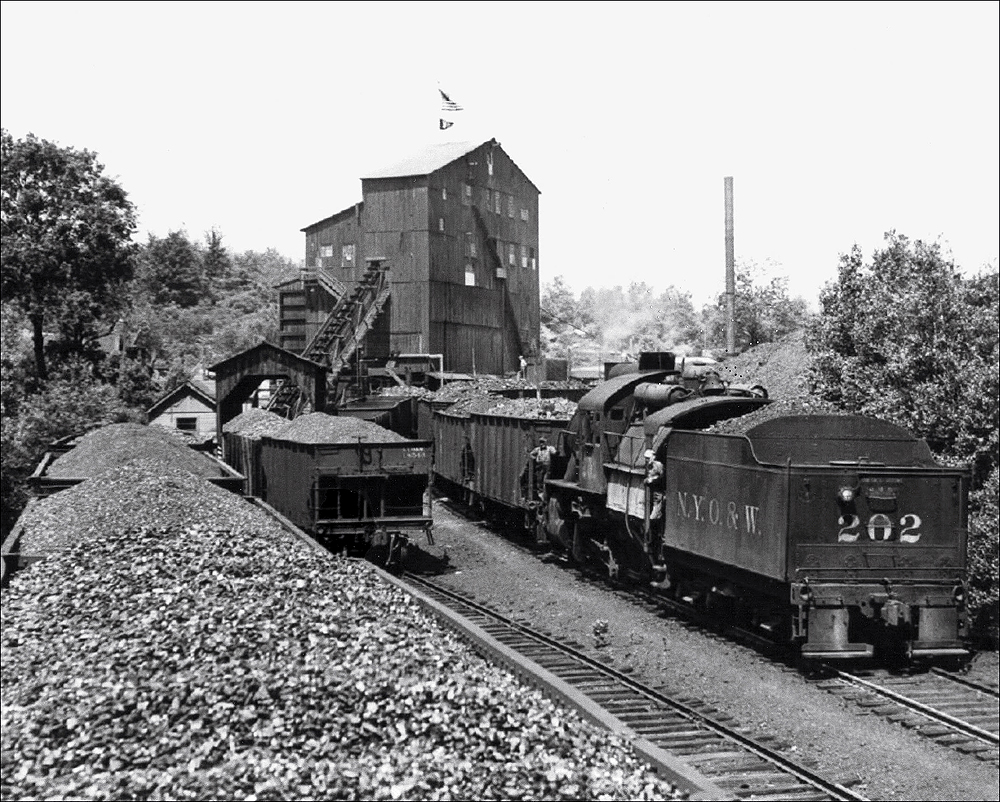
[837,486,857,504]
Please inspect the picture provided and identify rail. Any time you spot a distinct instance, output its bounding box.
[400,572,869,802]
[816,667,999,764]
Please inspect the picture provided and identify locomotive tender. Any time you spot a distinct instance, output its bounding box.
[433,352,971,659]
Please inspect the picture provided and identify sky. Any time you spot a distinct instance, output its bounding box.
[2,1,997,308]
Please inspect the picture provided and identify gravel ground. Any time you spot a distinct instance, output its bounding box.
[2,462,685,801]
[428,499,1000,802]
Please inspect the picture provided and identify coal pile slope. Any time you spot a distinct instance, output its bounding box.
[47,424,222,479]
[16,459,273,556]
[222,408,288,439]
[271,412,409,444]
[715,329,812,397]
[2,464,682,801]
[710,329,840,433]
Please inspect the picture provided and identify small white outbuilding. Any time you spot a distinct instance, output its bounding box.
[147,380,216,440]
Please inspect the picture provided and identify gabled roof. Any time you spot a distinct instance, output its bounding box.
[300,201,364,234]
[208,340,328,374]
[361,140,486,180]
[147,380,217,419]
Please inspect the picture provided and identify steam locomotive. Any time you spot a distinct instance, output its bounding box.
[435,352,971,660]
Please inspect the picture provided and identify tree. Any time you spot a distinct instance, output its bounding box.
[1,131,137,379]
[202,228,239,298]
[704,259,810,353]
[136,230,207,308]
[809,232,998,478]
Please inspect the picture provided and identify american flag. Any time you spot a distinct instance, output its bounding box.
[439,88,463,112]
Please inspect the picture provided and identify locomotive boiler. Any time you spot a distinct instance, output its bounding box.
[540,352,970,659]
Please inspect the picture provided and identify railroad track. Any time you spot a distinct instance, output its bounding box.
[812,667,1000,765]
[401,571,868,802]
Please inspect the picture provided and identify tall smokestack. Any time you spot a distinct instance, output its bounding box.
[724,176,736,354]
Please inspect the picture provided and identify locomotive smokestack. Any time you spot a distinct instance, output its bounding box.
[724,176,736,355]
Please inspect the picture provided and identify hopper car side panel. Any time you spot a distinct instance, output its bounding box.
[471,413,569,511]
[433,413,473,491]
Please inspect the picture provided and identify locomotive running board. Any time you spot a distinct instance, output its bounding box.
[801,643,874,659]
[908,647,970,658]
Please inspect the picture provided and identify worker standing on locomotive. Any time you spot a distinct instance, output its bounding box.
[527,436,557,497]
[644,449,664,519]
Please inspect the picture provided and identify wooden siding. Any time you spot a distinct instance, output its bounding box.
[303,140,539,373]
[429,282,501,327]
[430,321,503,374]
[304,204,364,276]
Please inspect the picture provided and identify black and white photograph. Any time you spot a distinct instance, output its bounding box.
[2,2,997,800]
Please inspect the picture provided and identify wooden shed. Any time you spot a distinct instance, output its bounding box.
[147,380,217,440]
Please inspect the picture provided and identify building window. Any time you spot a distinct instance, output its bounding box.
[342,244,355,267]
[438,217,445,232]
[521,244,528,268]
[465,267,476,287]
[442,187,447,200]
[530,247,536,270]
[508,243,516,266]
[507,194,515,218]
[176,417,197,432]
[494,191,502,215]
[319,244,334,258]
[520,208,529,221]
[315,257,323,268]
[463,183,472,205]
[465,232,477,258]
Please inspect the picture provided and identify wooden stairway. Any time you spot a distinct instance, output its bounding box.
[268,259,391,417]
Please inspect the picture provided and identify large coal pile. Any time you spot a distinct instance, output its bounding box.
[2,462,682,801]
[16,460,264,556]
[47,424,221,479]
[271,412,409,444]
[222,408,288,440]
[709,330,840,434]
[445,395,577,420]
[716,329,813,398]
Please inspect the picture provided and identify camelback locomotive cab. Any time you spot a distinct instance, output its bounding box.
[542,352,971,659]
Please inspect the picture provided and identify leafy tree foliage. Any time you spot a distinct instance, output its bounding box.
[808,232,998,481]
[1,356,140,534]
[541,277,701,366]
[967,467,1000,629]
[127,234,288,394]
[704,259,811,353]
[136,230,208,308]
[202,227,232,291]
[1,131,137,379]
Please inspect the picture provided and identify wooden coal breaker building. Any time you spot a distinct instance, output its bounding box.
[284,139,540,377]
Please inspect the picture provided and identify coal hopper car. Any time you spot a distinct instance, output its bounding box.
[255,413,433,568]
